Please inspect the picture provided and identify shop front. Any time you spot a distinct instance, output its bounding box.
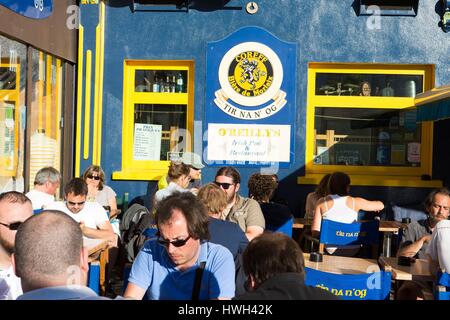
[77,0,450,217]
[0,0,77,194]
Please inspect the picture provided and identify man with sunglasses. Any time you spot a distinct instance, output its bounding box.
[215,167,265,241]
[124,192,235,300]
[25,166,61,212]
[47,178,116,246]
[0,192,32,299]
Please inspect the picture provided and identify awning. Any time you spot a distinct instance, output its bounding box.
[415,85,450,122]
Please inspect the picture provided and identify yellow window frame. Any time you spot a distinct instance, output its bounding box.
[299,62,440,187]
[113,60,195,181]
[0,60,20,177]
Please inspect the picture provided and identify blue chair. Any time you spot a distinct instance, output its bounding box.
[87,261,100,294]
[266,218,293,237]
[435,271,450,300]
[33,208,43,215]
[304,267,392,300]
[318,219,380,256]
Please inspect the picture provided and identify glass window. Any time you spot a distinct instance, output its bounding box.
[134,70,188,93]
[114,60,194,180]
[314,107,421,167]
[28,48,64,190]
[315,73,424,97]
[0,35,26,192]
[134,104,187,160]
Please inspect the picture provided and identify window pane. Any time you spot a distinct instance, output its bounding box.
[0,35,26,192]
[28,48,64,191]
[315,73,423,97]
[133,104,187,161]
[135,70,187,93]
[314,107,421,167]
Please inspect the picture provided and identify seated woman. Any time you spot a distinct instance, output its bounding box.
[83,165,117,214]
[83,165,120,244]
[153,161,191,204]
[311,171,384,256]
[248,173,292,229]
[305,174,331,221]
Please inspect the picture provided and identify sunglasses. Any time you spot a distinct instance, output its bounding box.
[157,235,191,248]
[214,181,234,190]
[0,221,22,231]
[66,200,86,206]
[87,174,100,180]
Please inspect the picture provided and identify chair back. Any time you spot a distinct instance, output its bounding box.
[320,219,379,246]
[266,218,293,237]
[435,271,450,300]
[304,267,392,300]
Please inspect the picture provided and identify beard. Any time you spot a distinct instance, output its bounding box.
[0,236,14,255]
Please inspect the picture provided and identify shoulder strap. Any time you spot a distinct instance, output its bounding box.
[192,261,206,300]
[324,196,329,212]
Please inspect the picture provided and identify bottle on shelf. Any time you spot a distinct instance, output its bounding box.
[159,74,165,93]
[152,74,160,93]
[165,75,171,92]
[176,72,184,93]
[171,75,176,93]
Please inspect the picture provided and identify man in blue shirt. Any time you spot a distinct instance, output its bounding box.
[124,192,235,300]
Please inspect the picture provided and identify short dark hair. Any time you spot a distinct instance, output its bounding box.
[64,178,88,196]
[155,192,210,241]
[215,166,241,184]
[424,187,450,211]
[328,172,351,196]
[243,233,305,288]
[0,191,31,205]
[167,161,191,181]
[14,210,83,287]
[248,173,277,202]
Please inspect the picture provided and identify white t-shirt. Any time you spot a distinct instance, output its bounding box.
[46,201,109,230]
[0,265,22,300]
[426,219,450,272]
[25,189,55,210]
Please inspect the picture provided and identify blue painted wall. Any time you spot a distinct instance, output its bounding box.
[79,0,450,216]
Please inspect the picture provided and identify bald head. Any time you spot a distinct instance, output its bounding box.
[14,210,84,290]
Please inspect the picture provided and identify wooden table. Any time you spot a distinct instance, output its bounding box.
[84,238,110,296]
[294,218,406,257]
[304,253,380,274]
[378,256,434,282]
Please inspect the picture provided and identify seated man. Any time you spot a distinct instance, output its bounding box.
[25,166,61,211]
[124,192,235,300]
[47,178,116,246]
[234,232,337,300]
[215,167,265,241]
[0,192,33,300]
[427,219,450,274]
[13,210,108,300]
[397,187,450,299]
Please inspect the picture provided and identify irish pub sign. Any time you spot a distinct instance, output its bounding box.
[205,26,296,168]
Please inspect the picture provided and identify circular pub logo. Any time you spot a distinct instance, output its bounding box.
[227,50,273,97]
[215,42,286,119]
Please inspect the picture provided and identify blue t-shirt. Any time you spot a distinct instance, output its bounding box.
[209,217,248,259]
[128,239,235,300]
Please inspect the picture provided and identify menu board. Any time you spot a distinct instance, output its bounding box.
[133,124,162,160]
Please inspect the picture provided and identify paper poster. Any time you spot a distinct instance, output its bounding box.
[133,124,162,160]
[207,123,290,163]
[407,142,420,163]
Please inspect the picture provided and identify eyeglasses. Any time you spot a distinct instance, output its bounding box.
[66,200,86,206]
[214,181,234,190]
[157,235,191,247]
[432,203,450,211]
[0,221,22,231]
[86,174,100,180]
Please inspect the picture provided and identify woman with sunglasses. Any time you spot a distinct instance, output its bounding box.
[82,165,118,216]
